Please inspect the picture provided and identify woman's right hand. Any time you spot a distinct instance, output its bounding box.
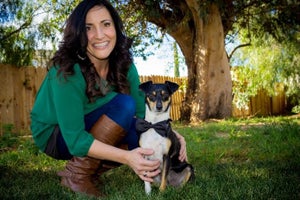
[125,147,161,182]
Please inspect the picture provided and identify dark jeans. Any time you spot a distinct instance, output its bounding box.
[44,94,139,160]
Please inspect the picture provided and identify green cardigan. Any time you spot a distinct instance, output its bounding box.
[30,63,145,156]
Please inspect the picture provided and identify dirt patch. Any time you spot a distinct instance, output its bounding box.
[216,132,229,138]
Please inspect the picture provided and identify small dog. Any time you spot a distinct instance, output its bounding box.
[136,81,194,194]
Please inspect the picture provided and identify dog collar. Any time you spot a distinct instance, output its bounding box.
[135,118,172,137]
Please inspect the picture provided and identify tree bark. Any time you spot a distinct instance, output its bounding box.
[179,3,232,122]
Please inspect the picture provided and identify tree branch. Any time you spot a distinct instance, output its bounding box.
[2,20,31,41]
[185,0,199,10]
[228,43,251,60]
[133,0,187,30]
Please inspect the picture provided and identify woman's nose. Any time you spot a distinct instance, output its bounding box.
[95,28,105,38]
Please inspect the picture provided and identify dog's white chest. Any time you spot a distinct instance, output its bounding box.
[139,129,171,162]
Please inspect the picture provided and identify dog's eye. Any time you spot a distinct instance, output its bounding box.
[148,94,156,101]
[162,94,169,101]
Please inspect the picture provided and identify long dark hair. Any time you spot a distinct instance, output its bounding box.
[50,0,133,102]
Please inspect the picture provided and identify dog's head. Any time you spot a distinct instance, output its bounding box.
[139,81,179,113]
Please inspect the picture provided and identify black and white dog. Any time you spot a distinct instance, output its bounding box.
[136,81,194,194]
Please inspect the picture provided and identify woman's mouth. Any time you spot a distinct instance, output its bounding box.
[93,42,109,48]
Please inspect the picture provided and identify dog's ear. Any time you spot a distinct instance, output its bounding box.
[165,81,179,94]
[139,81,153,93]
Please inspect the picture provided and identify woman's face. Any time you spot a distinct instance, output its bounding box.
[85,6,116,63]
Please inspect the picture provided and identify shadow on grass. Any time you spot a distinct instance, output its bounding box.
[1,157,299,200]
[194,160,300,200]
[0,165,75,200]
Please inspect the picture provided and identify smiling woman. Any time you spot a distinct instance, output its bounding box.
[29,0,187,198]
[30,0,158,197]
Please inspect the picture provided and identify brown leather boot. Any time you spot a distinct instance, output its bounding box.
[57,115,127,197]
[91,143,129,185]
[90,114,126,145]
[58,157,102,197]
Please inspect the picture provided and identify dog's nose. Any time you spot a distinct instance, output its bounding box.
[156,101,163,111]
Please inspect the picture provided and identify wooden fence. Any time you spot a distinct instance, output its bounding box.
[0,65,47,135]
[0,64,286,134]
[232,85,286,117]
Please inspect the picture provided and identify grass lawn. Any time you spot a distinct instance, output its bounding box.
[0,116,299,200]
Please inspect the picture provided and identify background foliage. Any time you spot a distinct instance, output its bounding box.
[0,0,299,111]
[231,32,300,111]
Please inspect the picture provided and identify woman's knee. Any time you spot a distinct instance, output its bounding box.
[105,94,136,131]
[114,94,136,117]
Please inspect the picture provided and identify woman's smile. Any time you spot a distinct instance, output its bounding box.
[86,6,116,63]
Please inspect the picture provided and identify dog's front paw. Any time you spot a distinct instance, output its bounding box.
[144,181,152,195]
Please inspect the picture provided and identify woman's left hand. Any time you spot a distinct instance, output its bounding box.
[174,130,188,162]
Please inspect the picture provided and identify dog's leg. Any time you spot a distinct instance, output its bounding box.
[144,181,151,195]
[167,165,194,187]
[159,138,172,192]
[159,155,170,192]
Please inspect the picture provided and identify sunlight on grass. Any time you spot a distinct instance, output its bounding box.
[0,116,299,199]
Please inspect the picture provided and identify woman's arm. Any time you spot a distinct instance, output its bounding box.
[173,130,188,162]
[87,139,161,182]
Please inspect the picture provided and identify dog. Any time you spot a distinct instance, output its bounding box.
[136,80,194,194]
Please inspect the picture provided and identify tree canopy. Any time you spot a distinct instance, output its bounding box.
[1,0,298,66]
[0,0,299,119]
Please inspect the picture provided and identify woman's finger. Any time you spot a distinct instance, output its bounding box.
[137,147,155,156]
[139,168,161,182]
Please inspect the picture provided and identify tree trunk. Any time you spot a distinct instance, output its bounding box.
[172,4,232,122]
[137,1,232,122]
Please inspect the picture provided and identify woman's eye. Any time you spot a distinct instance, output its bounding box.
[86,26,91,31]
[104,22,111,27]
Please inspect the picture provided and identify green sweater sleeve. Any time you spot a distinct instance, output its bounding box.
[48,66,94,156]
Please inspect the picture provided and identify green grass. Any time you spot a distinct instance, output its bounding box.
[1,116,299,200]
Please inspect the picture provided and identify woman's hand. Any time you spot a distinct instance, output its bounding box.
[173,130,188,162]
[125,148,161,182]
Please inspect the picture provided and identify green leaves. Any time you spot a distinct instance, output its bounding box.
[231,33,300,110]
[0,0,79,66]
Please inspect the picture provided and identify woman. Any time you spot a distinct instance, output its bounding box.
[30,0,187,197]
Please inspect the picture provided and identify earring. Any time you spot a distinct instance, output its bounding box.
[77,51,86,60]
